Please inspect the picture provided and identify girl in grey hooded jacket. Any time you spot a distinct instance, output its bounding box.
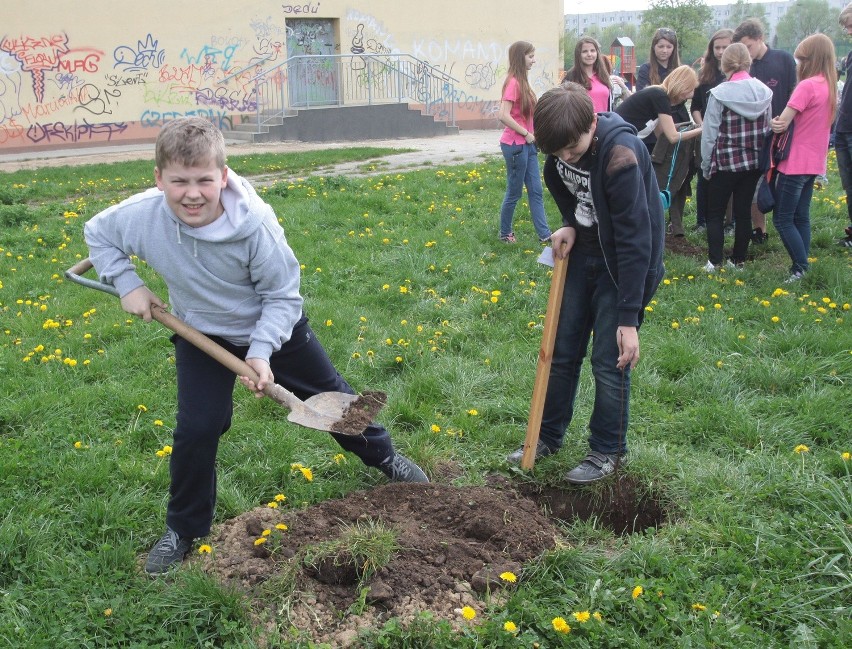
[700,43,773,269]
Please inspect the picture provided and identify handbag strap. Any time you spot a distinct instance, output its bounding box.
[664,131,682,192]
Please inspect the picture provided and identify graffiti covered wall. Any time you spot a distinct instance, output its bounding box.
[1,1,562,153]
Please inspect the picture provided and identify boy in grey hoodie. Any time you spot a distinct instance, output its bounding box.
[700,43,773,270]
[84,117,428,575]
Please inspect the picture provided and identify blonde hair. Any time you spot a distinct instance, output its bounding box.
[794,33,838,123]
[721,43,751,76]
[155,117,226,170]
[502,41,536,118]
[659,65,698,103]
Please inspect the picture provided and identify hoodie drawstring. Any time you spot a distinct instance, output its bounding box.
[174,222,197,257]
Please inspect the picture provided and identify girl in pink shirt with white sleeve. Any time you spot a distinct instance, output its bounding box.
[497,41,552,244]
[770,34,837,282]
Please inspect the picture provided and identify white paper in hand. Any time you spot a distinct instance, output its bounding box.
[537,245,554,267]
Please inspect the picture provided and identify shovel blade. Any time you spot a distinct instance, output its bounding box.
[287,390,387,436]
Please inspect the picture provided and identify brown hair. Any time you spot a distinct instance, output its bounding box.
[564,37,612,92]
[698,28,734,86]
[733,18,764,43]
[502,41,536,119]
[794,33,838,123]
[155,117,226,170]
[720,42,751,76]
[659,65,698,103]
[647,27,681,85]
[533,83,595,155]
[840,2,852,27]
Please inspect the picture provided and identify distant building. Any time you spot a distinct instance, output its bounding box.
[566,0,846,41]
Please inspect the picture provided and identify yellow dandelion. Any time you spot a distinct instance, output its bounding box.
[104,608,112,617]
[552,617,571,634]
[325,319,333,327]
[261,529,271,537]
[671,321,680,329]
[267,501,278,509]
[461,606,476,620]
[499,571,517,583]
[692,603,707,611]
[632,585,644,599]
[254,537,267,546]
[275,523,288,531]
[198,544,212,554]
[503,620,517,633]
[333,453,347,464]
[467,409,479,416]
[274,493,287,502]
[794,444,810,454]
[573,610,591,623]
[137,404,148,412]
[842,452,851,461]
[593,611,603,622]
[298,466,313,481]
[771,316,780,323]
[74,441,83,449]
[431,424,441,433]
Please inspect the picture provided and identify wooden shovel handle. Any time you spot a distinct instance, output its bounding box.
[65,258,307,413]
[521,251,568,470]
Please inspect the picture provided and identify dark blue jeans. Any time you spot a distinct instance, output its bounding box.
[772,173,814,275]
[167,316,394,538]
[835,130,852,223]
[499,142,550,240]
[539,252,631,456]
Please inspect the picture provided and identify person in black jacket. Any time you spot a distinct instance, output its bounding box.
[836,3,852,247]
[506,83,665,484]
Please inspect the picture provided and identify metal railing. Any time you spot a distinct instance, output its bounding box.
[219,53,458,133]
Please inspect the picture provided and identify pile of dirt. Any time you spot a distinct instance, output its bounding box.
[195,473,667,647]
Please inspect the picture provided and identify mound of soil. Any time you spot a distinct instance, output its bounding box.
[193,472,668,647]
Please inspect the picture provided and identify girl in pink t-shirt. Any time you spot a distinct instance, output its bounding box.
[497,41,551,243]
[563,37,632,112]
[770,34,837,282]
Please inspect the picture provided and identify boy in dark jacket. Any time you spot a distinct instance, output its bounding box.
[507,84,665,484]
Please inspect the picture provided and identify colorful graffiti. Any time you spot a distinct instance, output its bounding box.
[2,5,558,151]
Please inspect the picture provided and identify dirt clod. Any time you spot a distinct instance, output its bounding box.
[331,390,387,434]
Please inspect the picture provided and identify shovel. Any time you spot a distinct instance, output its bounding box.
[520,248,568,470]
[65,259,384,435]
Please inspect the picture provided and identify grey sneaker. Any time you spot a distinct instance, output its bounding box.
[506,440,557,465]
[380,453,429,483]
[144,527,194,575]
[564,451,625,485]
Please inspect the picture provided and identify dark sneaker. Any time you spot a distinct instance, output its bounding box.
[380,453,429,483]
[506,440,557,465]
[564,451,626,485]
[145,527,194,575]
[839,227,852,247]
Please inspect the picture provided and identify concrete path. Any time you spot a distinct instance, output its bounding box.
[0,129,502,174]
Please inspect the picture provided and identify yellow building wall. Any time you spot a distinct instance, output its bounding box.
[0,1,562,153]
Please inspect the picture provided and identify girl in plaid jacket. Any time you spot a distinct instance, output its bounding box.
[700,43,772,271]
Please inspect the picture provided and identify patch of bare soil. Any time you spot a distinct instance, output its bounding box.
[665,233,705,257]
[195,474,667,647]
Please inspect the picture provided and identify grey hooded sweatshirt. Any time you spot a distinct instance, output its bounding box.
[700,72,773,179]
[84,170,303,362]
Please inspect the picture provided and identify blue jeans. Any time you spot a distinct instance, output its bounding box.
[539,253,631,456]
[772,173,814,274]
[835,130,852,223]
[499,142,550,239]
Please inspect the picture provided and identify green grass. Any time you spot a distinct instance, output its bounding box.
[0,146,850,647]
